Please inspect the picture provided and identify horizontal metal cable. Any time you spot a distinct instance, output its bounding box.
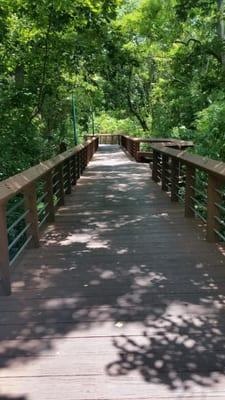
[9,235,32,266]
[8,223,31,251]
[7,209,30,233]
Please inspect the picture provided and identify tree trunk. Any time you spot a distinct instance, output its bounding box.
[127,93,149,131]
[15,65,24,89]
[127,68,149,131]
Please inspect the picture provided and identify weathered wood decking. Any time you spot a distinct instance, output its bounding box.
[1,145,225,399]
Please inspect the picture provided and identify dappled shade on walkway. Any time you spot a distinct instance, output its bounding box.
[1,145,225,399]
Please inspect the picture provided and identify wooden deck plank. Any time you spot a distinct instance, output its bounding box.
[3,376,225,400]
[1,145,225,399]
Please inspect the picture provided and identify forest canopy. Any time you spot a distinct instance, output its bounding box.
[1,0,225,179]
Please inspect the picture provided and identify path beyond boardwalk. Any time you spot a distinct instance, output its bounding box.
[1,145,225,399]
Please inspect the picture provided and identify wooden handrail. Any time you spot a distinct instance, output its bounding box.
[120,135,193,161]
[84,134,194,154]
[83,134,194,161]
[0,141,94,205]
[84,134,120,145]
[0,138,98,295]
[151,143,225,244]
[151,144,225,179]
[121,135,193,147]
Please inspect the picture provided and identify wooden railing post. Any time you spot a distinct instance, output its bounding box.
[171,158,179,202]
[206,174,222,242]
[89,142,92,162]
[45,171,55,223]
[131,139,135,158]
[89,142,92,159]
[77,152,81,178]
[86,144,90,164]
[85,146,88,166]
[76,153,80,180]
[81,148,84,170]
[0,204,11,295]
[125,137,128,151]
[24,183,40,248]
[58,164,65,206]
[80,149,83,173]
[65,160,72,195]
[72,155,77,185]
[152,150,160,182]
[82,148,85,172]
[185,165,196,218]
[131,140,134,158]
[85,146,88,167]
[162,154,169,191]
[128,138,132,156]
[134,140,140,161]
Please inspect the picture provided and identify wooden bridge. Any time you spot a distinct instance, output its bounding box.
[1,135,225,399]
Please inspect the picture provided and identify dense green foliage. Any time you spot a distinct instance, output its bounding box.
[102,0,225,159]
[1,0,225,180]
[0,0,120,178]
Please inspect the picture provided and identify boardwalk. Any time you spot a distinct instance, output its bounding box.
[1,145,225,399]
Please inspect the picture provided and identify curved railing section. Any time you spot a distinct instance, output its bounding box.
[0,138,98,295]
[120,135,194,161]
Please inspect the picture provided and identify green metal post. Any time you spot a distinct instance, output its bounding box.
[72,94,78,145]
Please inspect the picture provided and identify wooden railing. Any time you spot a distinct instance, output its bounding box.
[151,143,225,244]
[120,135,194,161]
[84,134,193,160]
[84,134,120,145]
[0,138,98,295]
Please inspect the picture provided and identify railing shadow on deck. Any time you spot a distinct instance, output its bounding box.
[1,148,225,394]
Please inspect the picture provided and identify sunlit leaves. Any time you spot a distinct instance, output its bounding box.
[0,0,120,179]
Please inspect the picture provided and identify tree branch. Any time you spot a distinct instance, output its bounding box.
[30,7,53,120]
[175,38,222,64]
[175,38,201,46]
